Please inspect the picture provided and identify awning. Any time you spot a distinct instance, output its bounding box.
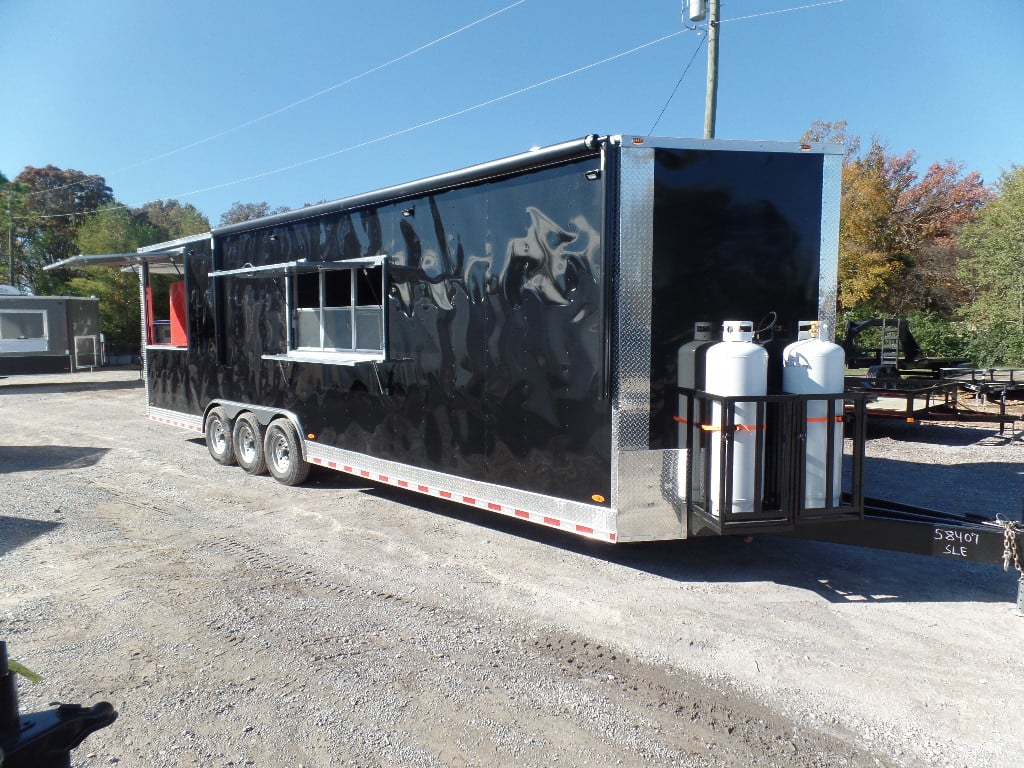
[208,255,386,279]
[44,249,186,275]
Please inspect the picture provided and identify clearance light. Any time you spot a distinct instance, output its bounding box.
[632,137,644,145]
[800,144,812,151]
[307,433,316,439]
[591,494,606,503]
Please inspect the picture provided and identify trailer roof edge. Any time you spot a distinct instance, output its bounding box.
[212,135,607,237]
[619,135,845,155]
[137,232,213,253]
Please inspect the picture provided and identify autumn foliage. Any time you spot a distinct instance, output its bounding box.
[803,121,990,318]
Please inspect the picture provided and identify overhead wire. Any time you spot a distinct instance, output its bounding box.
[27,26,690,219]
[39,26,688,217]
[159,28,688,203]
[115,0,529,172]
[648,0,850,135]
[22,0,528,201]
[22,0,853,222]
[718,0,847,24]
[647,32,707,136]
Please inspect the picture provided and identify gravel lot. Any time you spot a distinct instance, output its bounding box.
[1,369,1022,767]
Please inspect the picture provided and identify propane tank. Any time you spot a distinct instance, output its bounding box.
[783,320,845,509]
[677,321,714,450]
[705,320,768,516]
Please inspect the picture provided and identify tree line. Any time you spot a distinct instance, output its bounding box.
[0,167,288,350]
[802,121,1023,367]
[2,126,1022,365]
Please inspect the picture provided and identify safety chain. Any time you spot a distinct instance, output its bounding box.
[1001,519,1023,575]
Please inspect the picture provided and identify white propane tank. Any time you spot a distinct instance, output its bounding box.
[783,320,845,509]
[677,321,714,450]
[705,320,768,516]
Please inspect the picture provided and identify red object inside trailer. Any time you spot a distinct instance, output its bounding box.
[169,281,187,347]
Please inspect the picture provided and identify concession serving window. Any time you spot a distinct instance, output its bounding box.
[210,256,387,365]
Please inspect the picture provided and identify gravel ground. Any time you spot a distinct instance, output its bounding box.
[1,369,1022,767]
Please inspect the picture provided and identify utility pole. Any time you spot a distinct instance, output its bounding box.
[703,0,720,139]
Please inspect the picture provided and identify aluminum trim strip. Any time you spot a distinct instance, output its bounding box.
[818,153,842,341]
[615,135,845,156]
[139,262,150,407]
[137,233,213,252]
[209,254,386,278]
[213,136,604,236]
[304,441,618,541]
[614,147,655,453]
[146,406,203,433]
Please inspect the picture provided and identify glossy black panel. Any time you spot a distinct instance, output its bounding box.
[148,158,611,505]
[650,148,825,449]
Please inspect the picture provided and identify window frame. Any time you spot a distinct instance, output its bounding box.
[206,255,385,366]
[0,309,49,353]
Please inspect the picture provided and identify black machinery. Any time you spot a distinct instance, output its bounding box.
[0,642,116,768]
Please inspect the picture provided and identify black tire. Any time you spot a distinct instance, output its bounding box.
[232,412,267,475]
[264,418,310,486]
[205,407,236,466]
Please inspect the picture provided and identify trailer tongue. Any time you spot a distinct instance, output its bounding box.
[46,134,1024,606]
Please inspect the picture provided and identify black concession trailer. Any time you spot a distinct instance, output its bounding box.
[48,135,1023,602]
[0,295,102,375]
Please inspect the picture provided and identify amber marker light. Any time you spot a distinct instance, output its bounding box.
[591,494,606,503]
[307,433,315,439]
[799,144,812,151]
[632,137,644,145]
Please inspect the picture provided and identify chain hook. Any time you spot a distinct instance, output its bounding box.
[1000,518,1023,575]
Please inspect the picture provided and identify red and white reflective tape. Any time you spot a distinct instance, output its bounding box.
[147,413,203,432]
[308,454,615,542]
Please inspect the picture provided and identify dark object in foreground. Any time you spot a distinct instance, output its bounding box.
[0,641,117,768]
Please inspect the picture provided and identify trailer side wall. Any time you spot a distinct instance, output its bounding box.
[147,158,613,507]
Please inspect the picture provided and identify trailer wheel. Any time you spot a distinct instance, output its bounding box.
[232,412,267,475]
[264,419,310,486]
[205,407,236,466]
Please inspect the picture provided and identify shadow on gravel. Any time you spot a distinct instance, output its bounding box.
[866,419,1019,447]
[862,455,1024,522]
[309,468,1020,607]
[0,379,143,395]
[0,516,62,557]
[0,445,109,473]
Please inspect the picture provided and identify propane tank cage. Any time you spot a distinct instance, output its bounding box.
[682,388,867,537]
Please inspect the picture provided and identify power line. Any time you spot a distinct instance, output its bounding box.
[23,0,528,201]
[648,32,707,136]
[719,0,847,24]
[18,1,854,222]
[24,26,694,221]
[151,28,690,204]
[114,0,529,173]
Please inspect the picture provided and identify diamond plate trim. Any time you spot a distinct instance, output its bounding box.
[614,147,655,452]
[818,153,842,341]
[614,448,686,541]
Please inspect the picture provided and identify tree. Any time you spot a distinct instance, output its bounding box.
[957,166,1024,366]
[70,205,157,349]
[802,121,989,319]
[9,165,114,294]
[1,172,31,289]
[68,200,212,350]
[219,201,290,227]
[140,199,209,240]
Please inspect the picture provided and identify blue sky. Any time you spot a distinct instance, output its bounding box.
[2,0,1022,226]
